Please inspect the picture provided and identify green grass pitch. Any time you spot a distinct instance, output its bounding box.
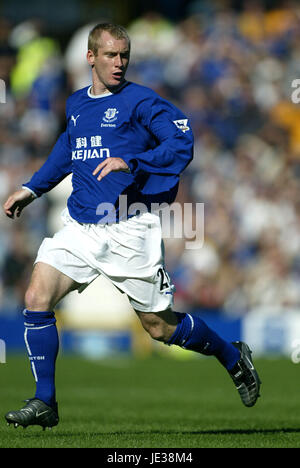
[0,353,300,448]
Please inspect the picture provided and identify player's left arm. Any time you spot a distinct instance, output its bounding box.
[125,104,194,176]
[93,97,193,181]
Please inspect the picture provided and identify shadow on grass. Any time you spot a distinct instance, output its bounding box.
[17,427,300,438]
[102,427,300,436]
[184,427,300,436]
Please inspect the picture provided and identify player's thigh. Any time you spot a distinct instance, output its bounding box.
[25,261,80,311]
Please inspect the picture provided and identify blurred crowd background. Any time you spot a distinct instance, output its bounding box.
[1,0,300,319]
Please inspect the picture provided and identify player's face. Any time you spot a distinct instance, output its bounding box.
[87,31,130,92]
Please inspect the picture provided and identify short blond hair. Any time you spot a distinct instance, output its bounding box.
[88,23,131,55]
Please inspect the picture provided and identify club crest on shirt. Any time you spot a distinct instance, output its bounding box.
[103,108,119,123]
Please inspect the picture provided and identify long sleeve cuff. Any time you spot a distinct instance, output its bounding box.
[22,185,38,198]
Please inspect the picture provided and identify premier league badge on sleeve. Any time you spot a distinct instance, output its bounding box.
[173,119,190,133]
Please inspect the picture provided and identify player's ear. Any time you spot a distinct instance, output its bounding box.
[86,49,95,68]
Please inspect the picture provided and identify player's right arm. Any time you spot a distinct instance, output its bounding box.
[3,130,72,219]
[22,130,72,197]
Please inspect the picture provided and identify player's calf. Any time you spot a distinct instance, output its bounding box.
[137,310,240,371]
[23,310,59,408]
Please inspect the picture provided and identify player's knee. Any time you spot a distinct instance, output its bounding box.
[137,311,176,343]
[147,323,167,342]
[24,286,52,311]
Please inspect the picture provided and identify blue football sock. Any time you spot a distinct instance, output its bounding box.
[167,312,240,370]
[23,310,59,407]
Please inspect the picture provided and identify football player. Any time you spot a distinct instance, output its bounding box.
[3,23,261,430]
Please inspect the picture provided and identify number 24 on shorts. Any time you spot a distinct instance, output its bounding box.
[157,267,171,291]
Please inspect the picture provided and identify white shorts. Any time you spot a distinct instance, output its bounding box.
[35,208,174,313]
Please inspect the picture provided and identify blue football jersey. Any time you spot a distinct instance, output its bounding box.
[23,81,194,223]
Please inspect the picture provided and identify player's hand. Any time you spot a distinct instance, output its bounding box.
[3,188,35,219]
[93,157,130,181]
